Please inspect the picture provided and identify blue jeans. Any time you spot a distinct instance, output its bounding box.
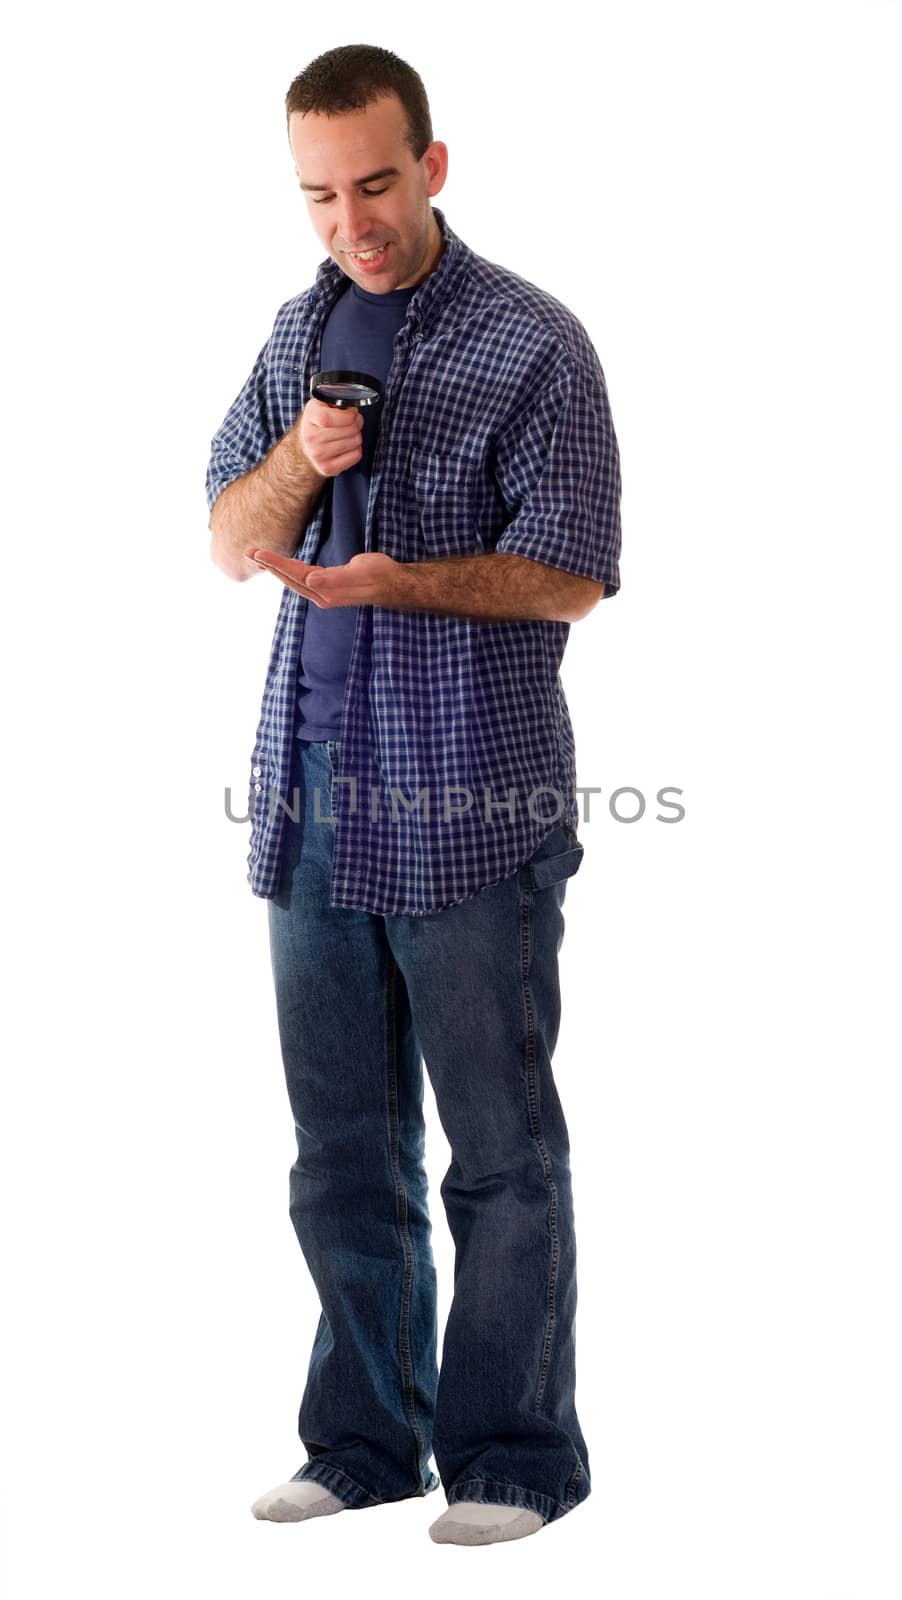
[265,736,590,1525]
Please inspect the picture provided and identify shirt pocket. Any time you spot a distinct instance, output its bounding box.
[410,448,483,559]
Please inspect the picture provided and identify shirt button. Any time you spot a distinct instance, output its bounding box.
[254,783,262,794]
[252,766,262,777]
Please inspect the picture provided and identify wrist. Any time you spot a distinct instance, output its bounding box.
[282,426,324,488]
[385,559,417,610]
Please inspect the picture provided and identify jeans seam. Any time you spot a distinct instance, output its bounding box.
[384,953,430,1485]
[293,1459,380,1506]
[447,1475,570,1523]
[564,1457,584,1508]
[518,880,562,1417]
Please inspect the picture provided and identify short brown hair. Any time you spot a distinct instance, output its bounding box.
[285,44,433,162]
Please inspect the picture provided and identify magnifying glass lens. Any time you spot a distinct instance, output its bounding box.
[318,382,378,402]
[311,369,383,408]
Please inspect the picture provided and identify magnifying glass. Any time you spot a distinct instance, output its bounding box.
[311,370,383,408]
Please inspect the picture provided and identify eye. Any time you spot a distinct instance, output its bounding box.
[312,187,389,205]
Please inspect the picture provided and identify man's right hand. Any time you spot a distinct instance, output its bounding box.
[296,397,365,479]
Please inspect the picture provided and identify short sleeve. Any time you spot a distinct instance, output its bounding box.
[492,356,622,596]
[205,338,274,514]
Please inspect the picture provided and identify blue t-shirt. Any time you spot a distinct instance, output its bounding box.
[295,277,417,740]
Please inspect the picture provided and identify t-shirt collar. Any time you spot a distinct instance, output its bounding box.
[311,206,469,337]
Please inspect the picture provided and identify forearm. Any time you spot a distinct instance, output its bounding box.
[390,552,605,624]
[208,430,326,583]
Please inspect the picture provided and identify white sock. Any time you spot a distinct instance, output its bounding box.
[445,1503,531,1526]
[430,1501,545,1544]
[251,1478,347,1522]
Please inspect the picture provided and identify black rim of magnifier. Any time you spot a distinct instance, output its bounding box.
[311,370,384,407]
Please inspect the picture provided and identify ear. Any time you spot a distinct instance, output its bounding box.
[424,140,449,200]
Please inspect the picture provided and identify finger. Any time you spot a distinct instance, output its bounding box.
[306,443,364,474]
[309,399,365,430]
[253,563,330,604]
[247,551,310,577]
[248,553,333,604]
[309,423,364,453]
[328,447,365,470]
[313,432,363,459]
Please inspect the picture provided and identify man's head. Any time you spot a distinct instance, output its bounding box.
[285,44,448,294]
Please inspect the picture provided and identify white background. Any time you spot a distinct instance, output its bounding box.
[2,2,900,1597]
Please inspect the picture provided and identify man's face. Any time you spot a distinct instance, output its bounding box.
[288,93,448,293]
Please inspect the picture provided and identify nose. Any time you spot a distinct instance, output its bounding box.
[337,196,374,249]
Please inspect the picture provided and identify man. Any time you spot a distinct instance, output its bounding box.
[206,44,622,1547]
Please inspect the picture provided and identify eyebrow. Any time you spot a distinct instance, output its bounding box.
[299,167,401,193]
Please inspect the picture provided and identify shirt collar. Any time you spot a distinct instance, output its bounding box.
[310,206,470,337]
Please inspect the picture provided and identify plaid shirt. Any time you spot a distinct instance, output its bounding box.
[206,206,622,915]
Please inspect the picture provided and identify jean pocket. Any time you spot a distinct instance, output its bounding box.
[524,824,585,891]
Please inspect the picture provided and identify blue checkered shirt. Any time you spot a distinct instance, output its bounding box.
[206,206,622,915]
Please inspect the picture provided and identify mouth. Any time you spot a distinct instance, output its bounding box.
[345,242,391,270]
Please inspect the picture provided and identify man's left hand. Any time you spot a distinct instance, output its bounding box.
[244,549,403,608]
